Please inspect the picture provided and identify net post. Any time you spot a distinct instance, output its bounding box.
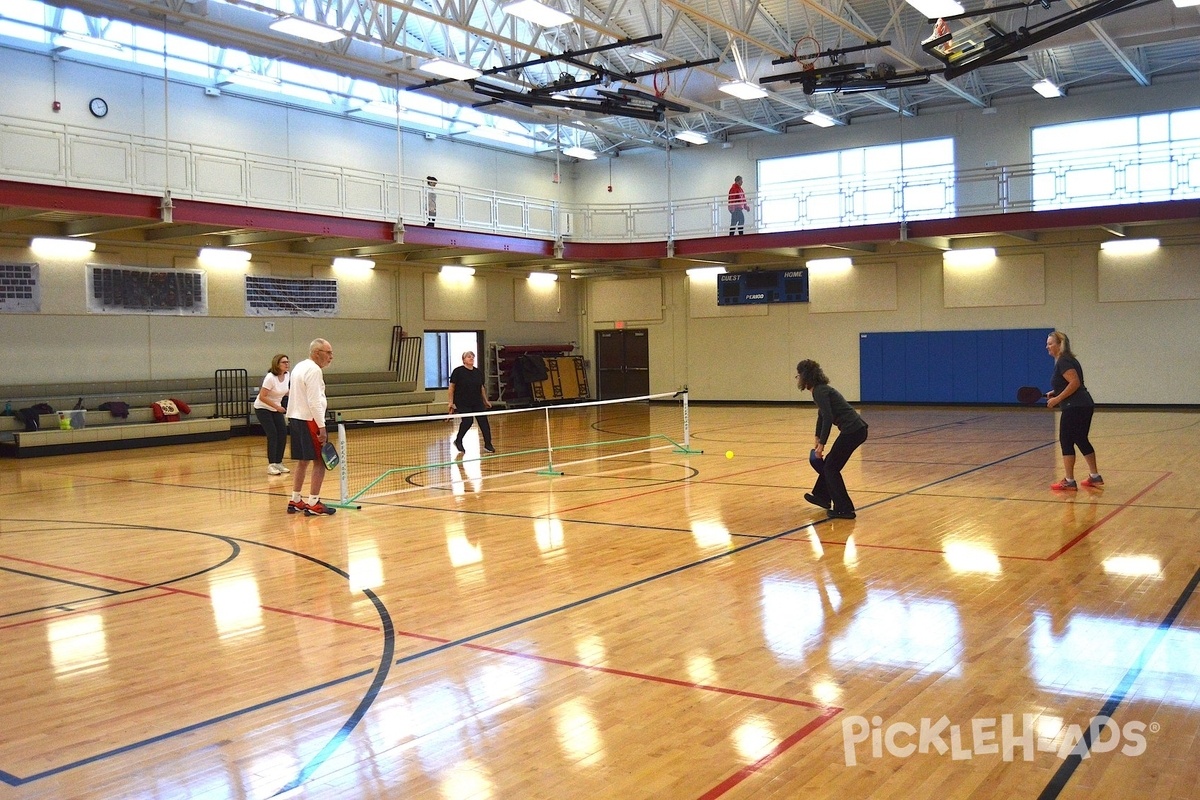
[537,405,563,476]
[675,388,703,454]
[330,413,361,509]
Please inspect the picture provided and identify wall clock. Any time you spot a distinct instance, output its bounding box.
[89,97,108,118]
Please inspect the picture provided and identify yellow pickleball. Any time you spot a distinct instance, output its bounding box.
[725,450,734,459]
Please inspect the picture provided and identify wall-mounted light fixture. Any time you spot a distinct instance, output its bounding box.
[528,271,558,284]
[806,257,853,273]
[198,247,252,267]
[675,130,709,145]
[562,146,597,160]
[942,247,996,268]
[440,265,476,279]
[685,266,727,278]
[1100,238,1159,255]
[30,237,96,257]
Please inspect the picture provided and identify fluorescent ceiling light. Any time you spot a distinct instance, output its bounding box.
[563,146,597,160]
[198,247,252,267]
[268,15,346,44]
[440,266,476,279]
[419,58,483,81]
[1100,238,1159,255]
[53,33,125,55]
[628,48,669,65]
[718,80,768,100]
[685,266,727,277]
[806,257,853,272]
[30,237,96,257]
[1032,78,1063,98]
[332,257,375,270]
[675,130,709,145]
[803,110,838,128]
[942,247,996,268]
[226,70,282,89]
[1171,0,1200,7]
[502,0,573,27]
[906,0,965,17]
[528,271,559,283]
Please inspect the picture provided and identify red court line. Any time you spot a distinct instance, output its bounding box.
[467,642,836,709]
[697,707,843,800]
[0,591,172,630]
[1045,472,1172,561]
[1,553,380,631]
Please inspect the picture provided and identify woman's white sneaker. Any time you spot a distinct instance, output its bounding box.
[267,463,283,475]
[275,463,290,473]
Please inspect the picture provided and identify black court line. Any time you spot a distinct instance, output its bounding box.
[0,669,374,787]
[1037,563,1200,799]
[0,564,120,595]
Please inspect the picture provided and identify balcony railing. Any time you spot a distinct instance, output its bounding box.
[2,115,1198,244]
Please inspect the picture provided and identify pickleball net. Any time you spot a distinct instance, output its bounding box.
[328,390,696,507]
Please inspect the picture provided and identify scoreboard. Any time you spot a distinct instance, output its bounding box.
[717,268,809,306]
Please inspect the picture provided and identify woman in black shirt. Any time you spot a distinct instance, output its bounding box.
[1045,331,1102,490]
[797,359,868,519]
[448,351,495,453]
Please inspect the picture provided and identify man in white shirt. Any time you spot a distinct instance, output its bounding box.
[286,338,336,516]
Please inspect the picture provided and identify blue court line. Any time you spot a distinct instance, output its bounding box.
[1037,563,1200,799]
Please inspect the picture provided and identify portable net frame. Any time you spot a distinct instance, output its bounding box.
[328,391,697,508]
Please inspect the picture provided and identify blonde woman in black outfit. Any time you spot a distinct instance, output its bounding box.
[1045,330,1102,490]
[797,359,868,519]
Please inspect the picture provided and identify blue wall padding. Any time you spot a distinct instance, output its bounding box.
[859,328,1053,403]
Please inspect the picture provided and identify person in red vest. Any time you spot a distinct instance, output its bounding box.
[728,175,750,235]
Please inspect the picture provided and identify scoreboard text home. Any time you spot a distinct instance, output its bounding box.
[717,268,809,306]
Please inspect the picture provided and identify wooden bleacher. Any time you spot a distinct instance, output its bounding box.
[0,371,437,458]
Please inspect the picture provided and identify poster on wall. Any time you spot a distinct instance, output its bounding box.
[245,275,339,317]
[0,262,40,313]
[86,264,208,315]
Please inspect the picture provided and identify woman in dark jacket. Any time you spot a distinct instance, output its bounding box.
[797,359,868,519]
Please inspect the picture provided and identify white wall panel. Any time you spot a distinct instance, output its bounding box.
[194,154,247,199]
[1,126,63,177]
[424,272,486,321]
[1099,244,1200,302]
[943,254,1045,308]
[296,169,341,210]
[591,277,662,322]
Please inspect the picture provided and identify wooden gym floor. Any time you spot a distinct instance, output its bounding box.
[1,404,1198,799]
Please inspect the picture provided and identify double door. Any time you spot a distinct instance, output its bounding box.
[595,328,649,400]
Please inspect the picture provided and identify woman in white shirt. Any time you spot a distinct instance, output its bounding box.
[254,353,291,475]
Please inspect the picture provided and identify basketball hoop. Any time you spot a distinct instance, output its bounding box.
[793,36,821,71]
[652,69,672,98]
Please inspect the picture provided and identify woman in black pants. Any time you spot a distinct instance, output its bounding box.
[797,359,868,519]
[1045,330,1102,490]
[447,351,495,453]
[254,353,290,475]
